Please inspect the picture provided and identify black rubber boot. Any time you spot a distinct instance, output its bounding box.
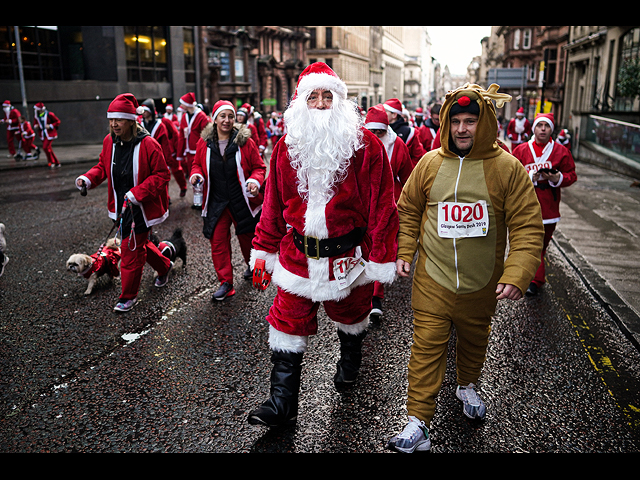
[247,350,303,427]
[334,329,367,388]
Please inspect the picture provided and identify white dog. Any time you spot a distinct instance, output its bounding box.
[66,238,121,295]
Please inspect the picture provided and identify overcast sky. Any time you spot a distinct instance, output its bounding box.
[426,26,491,76]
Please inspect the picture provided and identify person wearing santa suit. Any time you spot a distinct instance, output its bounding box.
[384,98,426,167]
[364,103,413,321]
[506,107,531,148]
[140,98,188,197]
[75,93,172,313]
[512,113,577,296]
[247,63,399,428]
[237,103,269,157]
[2,100,21,159]
[189,100,266,301]
[18,114,39,160]
[177,92,211,186]
[556,128,572,151]
[268,111,283,148]
[164,104,178,126]
[33,102,61,168]
[418,103,441,153]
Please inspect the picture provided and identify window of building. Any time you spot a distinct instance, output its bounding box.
[124,26,169,82]
[183,27,196,83]
[0,26,63,81]
[209,48,230,82]
[522,28,532,50]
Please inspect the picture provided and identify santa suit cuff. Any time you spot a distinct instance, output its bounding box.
[125,190,140,205]
[76,175,92,190]
[548,172,564,187]
[189,173,204,185]
[250,248,278,274]
[364,260,397,284]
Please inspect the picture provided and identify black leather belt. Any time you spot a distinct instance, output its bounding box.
[292,227,366,259]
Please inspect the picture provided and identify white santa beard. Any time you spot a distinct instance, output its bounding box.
[285,96,362,203]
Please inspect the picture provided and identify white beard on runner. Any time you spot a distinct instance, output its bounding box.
[284,91,363,205]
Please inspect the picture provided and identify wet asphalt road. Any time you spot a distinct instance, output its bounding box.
[1,161,639,453]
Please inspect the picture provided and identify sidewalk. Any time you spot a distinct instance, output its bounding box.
[0,143,102,171]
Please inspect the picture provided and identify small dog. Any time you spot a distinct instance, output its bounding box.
[150,228,187,267]
[66,238,121,295]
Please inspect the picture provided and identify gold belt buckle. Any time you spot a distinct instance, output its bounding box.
[303,235,320,260]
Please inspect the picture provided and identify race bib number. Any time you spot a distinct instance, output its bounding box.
[525,161,552,174]
[333,247,366,290]
[438,200,489,238]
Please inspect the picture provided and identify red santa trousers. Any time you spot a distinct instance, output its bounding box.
[42,137,59,166]
[5,129,17,155]
[532,223,556,287]
[209,208,254,284]
[267,283,375,337]
[119,231,171,301]
[165,155,187,191]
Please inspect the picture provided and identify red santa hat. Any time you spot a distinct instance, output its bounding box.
[180,92,197,108]
[34,102,46,111]
[165,104,173,111]
[240,103,254,115]
[107,93,144,120]
[364,104,389,131]
[383,98,404,116]
[293,62,348,100]
[415,107,424,116]
[212,100,235,120]
[2,100,11,107]
[533,113,554,131]
[516,107,525,116]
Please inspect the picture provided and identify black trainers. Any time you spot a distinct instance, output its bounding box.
[213,282,235,301]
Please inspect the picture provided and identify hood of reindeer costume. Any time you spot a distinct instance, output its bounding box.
[439,83,511,159]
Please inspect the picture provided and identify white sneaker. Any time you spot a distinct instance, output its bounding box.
[387,416,431,453]
[456,383,486,420]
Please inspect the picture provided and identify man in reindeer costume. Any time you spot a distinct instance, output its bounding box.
[247,62,399,428]
[387,83,544,452]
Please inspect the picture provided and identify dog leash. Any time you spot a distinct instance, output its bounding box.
[114,198,138,251]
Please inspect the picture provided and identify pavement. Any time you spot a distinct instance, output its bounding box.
[2,141,639,350]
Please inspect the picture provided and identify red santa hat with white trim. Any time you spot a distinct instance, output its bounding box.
[293,62,348,100]
[212,100,235,120]
[107,93,144,120]
[180,92,197,108]
[383,98,404,116]
[532,112,554,131]
[364,104,389,131]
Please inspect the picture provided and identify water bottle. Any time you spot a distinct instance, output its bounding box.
[193,180,203,207]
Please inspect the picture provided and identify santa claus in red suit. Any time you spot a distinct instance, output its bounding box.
[2,100,21,157]
[512,113,577,296]
[33,102,61,167]
[247,62,399,428]
[177,92,211,182]
[418,103,441,153]
[364,103,413,321]
[507,107,532,148]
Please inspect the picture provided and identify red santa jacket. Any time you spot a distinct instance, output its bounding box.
[406,126,427,167]
[512,139,577,224]
[178,108,211,159]
[250,128,399,303]
[189,123,266,220]
[418,124,438,152]
[382,131,413,202]
[34,110,60,141]
[249,115,269,150]
[19,119,35,140]
[2,105,20,131]
[77,131,170,227]
[144,118,173,167]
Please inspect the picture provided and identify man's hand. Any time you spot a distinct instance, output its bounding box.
[396,259,411,278]
[496,283,522,300]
